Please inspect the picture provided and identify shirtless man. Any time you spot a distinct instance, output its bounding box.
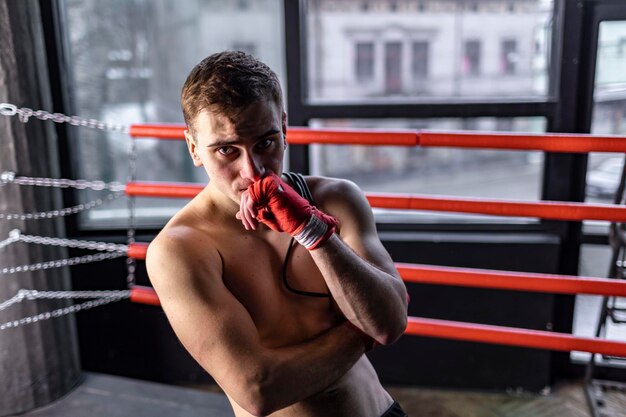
[146,51,409,417]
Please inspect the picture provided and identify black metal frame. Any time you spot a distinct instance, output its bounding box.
[33,0,626,384]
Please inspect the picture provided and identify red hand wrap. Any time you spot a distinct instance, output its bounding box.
[248,173,338,249]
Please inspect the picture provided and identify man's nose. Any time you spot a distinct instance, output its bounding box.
[240,152,265,181]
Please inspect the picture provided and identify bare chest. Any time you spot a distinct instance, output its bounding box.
[217,232,342,347]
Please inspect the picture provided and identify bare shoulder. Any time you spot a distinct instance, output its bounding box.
[148,222,216,266]
[305,176,365,209]
[146,215,222,295]
[304,175,371,222]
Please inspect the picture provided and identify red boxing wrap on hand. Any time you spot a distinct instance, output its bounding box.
[248,173,338,250]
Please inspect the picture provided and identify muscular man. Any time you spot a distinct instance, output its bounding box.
[146,51,409,417]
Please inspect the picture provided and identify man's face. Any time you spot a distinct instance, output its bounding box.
[185,99,287,205]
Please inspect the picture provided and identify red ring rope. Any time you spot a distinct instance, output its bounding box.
[129,124,626,153]
[124,181,626,223]
[127,246,626,298]
[419,130,626,153]
[405,317,626,357]
[286,127,418,146]
[127,286,626,357]
[396,263,626,297]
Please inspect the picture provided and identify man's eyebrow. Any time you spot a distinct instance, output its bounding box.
[205,129,281,148]
[206,139,240,148]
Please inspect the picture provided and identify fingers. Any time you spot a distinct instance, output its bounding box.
[238,190,259,230]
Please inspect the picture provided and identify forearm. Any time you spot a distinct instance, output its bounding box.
[310,234,408,345]
[252,322,367,415]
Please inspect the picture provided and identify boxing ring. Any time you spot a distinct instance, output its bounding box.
[2,103,626,416]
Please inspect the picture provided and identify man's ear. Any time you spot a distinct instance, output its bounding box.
[184,129,203,167]
[282,111,288,148]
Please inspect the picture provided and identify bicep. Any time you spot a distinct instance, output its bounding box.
[146,240,265,398]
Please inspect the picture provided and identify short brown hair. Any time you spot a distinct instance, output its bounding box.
[181,51,283,131]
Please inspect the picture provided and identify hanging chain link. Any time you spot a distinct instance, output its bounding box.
[1,171,126,192]
[0,289,130,312]
[0,103,140,330]
[0,191,124,221]
[0,229,21,250]
[0,229,128,253]
[0,290,29,311]
[126,140,138,287]
[0,289,130,331]
[1,251,126,275]
[0,103,129,222]
[0,103,129,134]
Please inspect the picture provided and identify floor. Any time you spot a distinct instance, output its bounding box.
[386,381,594,417]
[19,373,233,417]
[17,372,626,417]
[193,378,626,417]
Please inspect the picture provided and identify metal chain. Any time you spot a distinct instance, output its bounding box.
[1,171,126,192]
[0,291,29,311]
[1,251,126,275]
[0,289,129,313]
[0,289,130,331]
[1,229,128,253]
[0,103,129,134]
[0,230,21,250]
[126,140,138,287]
[0,192,123,221]
[0,103,138,330]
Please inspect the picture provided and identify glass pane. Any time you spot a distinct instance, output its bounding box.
[586,153,624,204]
[305,0,554,103]
[587,21,626,229]
[63,0,286,228]
[309,117,546,223]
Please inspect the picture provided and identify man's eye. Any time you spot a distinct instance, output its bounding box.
[258,138,274,149]
[217,147,234,156]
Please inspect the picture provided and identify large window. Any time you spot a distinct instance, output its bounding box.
[63,0,558,229]
[63,0,286,228]
[297,0,555,223]
[305,0,554,102]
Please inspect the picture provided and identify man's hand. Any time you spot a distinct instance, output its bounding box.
[238,173,338,250]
